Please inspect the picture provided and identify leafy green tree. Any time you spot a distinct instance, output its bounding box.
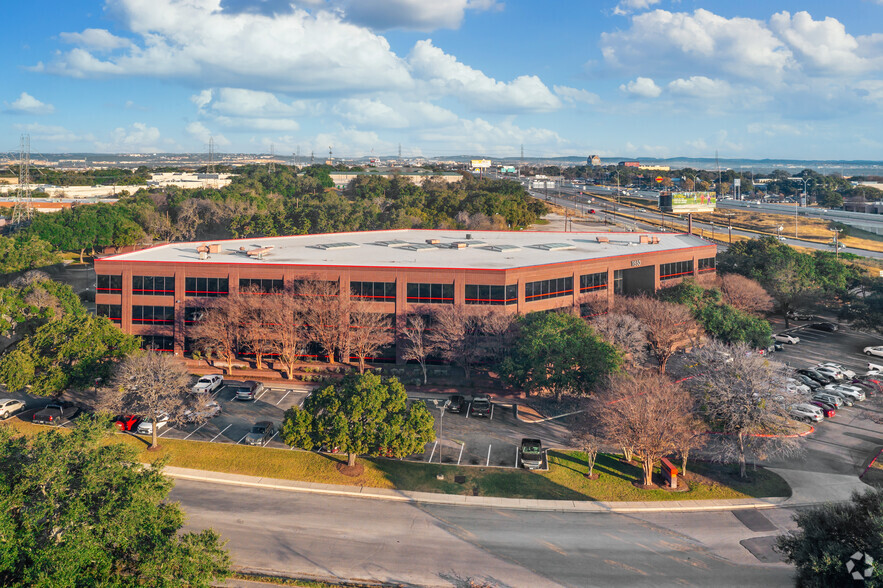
[776,488,883,586]
[281,373,435,467]
[0,416,230,587]
[0,235,59,274]
[498,311,623,401]
[0,314,140,396]
[841,278,883,334]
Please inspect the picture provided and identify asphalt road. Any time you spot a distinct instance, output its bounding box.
[172,479,795,588]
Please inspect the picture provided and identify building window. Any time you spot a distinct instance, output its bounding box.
[184,306,205,325]
[697,257,716,273]
[579,272,608,293]
[613,270,624,295]
[351,281,396,302]
[132,305,174,325]
[96,274,122,294]
[660,260,694,281]
[465,284,517,305]
[240,278,284,294]
[293,279,339,297]
[185,277,229,297]
[140,335,175,352]
[525,277,573,302]
[407,283,454,304]
[96,304,122,323]
[133,275,175,296]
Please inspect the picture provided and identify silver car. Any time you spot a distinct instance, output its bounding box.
[0,399,25,419]
[244,421,275,446]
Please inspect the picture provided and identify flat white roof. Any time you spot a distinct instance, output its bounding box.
[102,230,713,271]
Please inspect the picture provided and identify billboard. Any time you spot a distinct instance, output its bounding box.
[471,159,492,169]
[659,191,716,213]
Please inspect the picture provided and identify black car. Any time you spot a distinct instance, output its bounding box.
[797,368,834,385]
[808,322,839,332]
[786,311,815,321]
[794,374,821,390]
[470,395,492,418]
[447,395,466,414]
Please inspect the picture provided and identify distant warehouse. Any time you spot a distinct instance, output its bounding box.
[94,229,716,362]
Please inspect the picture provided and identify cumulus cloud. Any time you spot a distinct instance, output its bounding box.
[185,121,231,146]
[613,0,661,16]
[620,77,661,98]
[341,0,502,31]
[553,85,600,105]
[59,28,132,51]
[332,97,458,128]
[769,11,874,74]
[190,88,308,132]
[408,39,561,112]
[96,122,162,152]
[5,92,55,115]
[417,117,564,154]
[667,76,732,98]
[13,123,94,144]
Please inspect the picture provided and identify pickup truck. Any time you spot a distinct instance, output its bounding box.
[32,401,79,425]
[520,438,544,470]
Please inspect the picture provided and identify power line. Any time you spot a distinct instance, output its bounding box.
[11,135,32,225]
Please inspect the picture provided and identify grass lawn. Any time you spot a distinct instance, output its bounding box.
[3,419,790,502]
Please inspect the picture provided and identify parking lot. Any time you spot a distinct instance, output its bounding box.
[769,316,883,376]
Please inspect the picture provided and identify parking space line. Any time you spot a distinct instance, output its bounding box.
[457,442,465,465]
[265,431,279,446]
[428,440,438,463]
[515,446,519,468]
[275,390,292,406]
[255,388,268,401]
[159,427,174,438]
[490,404,494,420]
[183,422,207,440]
[486,444,492,467]
[466,402,471,419]
[210,424,232,442]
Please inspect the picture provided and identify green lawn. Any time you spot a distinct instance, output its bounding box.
[3,420,790,502]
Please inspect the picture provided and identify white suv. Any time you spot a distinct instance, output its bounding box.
[790,404,823,423]
[818,363,855,379]
[824,384,865,403]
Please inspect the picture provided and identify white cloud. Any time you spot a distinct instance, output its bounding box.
[5,92,55,115]
[185,121,231,146]
[208,88,311,118]
[417,117,564,154]
[667,76,732,98]
[341,0,502,31]
[215,116,300,131]
[553,85,600,105]
[333,97,458,128]
[613,0,661,16]
[191,90,213,109]
[620,77,661,98]
[13,123,94,143]
[408,39,561,112]
[746,122,806,136]
[769,11,874,74]
[59,28,132,51]
[856,80,883,103]
[96,122,162,152]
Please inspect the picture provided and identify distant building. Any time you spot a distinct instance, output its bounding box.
[618,161,640,168]
[587,155,601,167]
[639,165,670,171]
[327,169,462,189]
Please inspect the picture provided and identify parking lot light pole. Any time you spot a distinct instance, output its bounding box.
[438,400,449,464]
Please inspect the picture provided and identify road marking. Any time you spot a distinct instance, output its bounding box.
[237,433,248,445]
[265,431,279,446]
[159,426,174,438]
[256,387,268,401]
[210,424,232,442]
[515,445,519,468]
[427,440,438,463]
[183,421,207,440]
[486,444,492,467]
[465,402,471,418]
[490,404,494,420]
[457,442,465,465]
[275,390,292,406]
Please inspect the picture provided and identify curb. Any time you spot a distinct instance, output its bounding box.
[164,465,795,513]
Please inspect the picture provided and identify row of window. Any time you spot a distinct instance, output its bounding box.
[133,275,175,296]
[240,278,284,293]
[525,277,574,302]
[579,272,608,293]
[407,283,454,304]
[351,281,396,301]
[698,257,716,272]
[660,260,695,281]
[132,305,175,325]
[465,284,518,306]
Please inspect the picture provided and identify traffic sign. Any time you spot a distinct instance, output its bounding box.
[655,176,664,183]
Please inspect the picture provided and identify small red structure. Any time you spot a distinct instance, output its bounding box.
[661,457,678,489]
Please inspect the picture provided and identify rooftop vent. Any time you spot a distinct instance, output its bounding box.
[533,242,576,251]
[466,233,472,239]
[375,239,410,248]
[311,242,360,251]
[403,243,436,251]
[425,238,440,245]
[485,244,521,253]
[247,246,274,260]
[596,236,609,243]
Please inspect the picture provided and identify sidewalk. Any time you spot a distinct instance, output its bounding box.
[165,465,809,513]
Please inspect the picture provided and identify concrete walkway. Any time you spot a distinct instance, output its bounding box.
[163,465,835,513]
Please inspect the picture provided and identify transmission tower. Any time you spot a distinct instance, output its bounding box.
[310,150,314,165]
[268,144,276,173]
[11,135,32,225]
[328,145,333,164]
[398,143,402,160]
[207,137,216,174]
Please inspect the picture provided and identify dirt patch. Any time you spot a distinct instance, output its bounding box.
[583,473,600,480]
[335,462,365,477]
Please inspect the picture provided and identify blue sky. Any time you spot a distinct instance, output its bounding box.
[4,0,883,159]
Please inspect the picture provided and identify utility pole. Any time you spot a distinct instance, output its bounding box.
[398,143,402,162]
[830,228,843,259]
[519,143,524,178]
[268,144,275,174]
[11,135,32,225]
[310,150,314,165]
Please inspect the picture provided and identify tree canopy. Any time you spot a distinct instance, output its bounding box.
[0,417,230,587]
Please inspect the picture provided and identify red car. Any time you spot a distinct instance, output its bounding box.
[809,401,835,418]
[114,415,141,431]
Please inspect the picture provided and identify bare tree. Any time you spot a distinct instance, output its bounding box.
[686,340,804,478]
[191,295,242,375]
[298,278,347,363]
[427,305,485,379]
[102,351,191,450]
[238,286,275,370]
[571,416,604,478]
[348,309,393,374]
[620,295,702,373]
[475,307,515,366]
[595,370,694,487]
[401,312,431,384]
[589,312,647,361]
[718,273,774,315]
[263,293,307,380]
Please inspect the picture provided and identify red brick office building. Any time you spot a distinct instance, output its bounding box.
[94,229,716,363]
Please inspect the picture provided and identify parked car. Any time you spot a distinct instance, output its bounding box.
[820,387,855,406]
[868,362,883,375]
[774,333,800,344]
[0,399,26,419]
[797,369,833,385]
[813,392,844,409]
[786,311,814,321]
[794,374,821,390]
[809,401,836,418]
[447,395,466,414]
[191,374,224,394]
[519,438,544,470]
[789,404,823,423]
[181,401,221,423]
[114,414,141,431]
[824,384,865,402]
[853,376,883,394]
[818,363,856,379]
[470,395,492,418]
[808,322,838,332]
[244,421,275,446]
[234,380,264,401]
[33,401,79,425]
[136,413,170,435]
[864,346,883,358]
[814,366,845,381]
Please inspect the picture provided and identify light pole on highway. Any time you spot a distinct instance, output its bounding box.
[830,228,843,259]
[724,212,736,244]
[711,221,715,241]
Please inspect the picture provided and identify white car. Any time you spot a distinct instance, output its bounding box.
[818,363,856,379]
[824,384,865,403]
[774,333,800,344]
[191,374,224,394]
[0,399,26,419]
[181,401,221,423]
[814,366,844,381]
[786,381,811,394]
[868,362,883,376]
[789,403,823,423]
[864,346,883,358]
[136,413,170,434]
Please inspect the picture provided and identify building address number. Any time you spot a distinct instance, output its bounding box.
[631,260,642,267]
